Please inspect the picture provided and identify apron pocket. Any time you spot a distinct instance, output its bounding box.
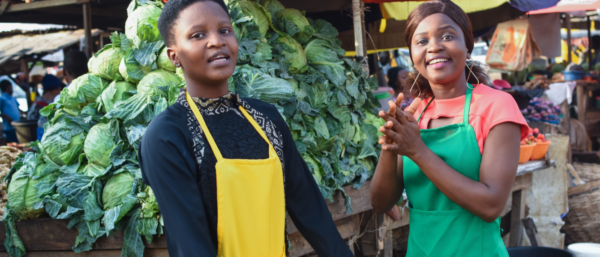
[408,207,483,257]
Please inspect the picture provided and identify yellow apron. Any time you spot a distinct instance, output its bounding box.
[186,92,286,257]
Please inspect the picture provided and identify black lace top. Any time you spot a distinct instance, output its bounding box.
[139,89,352,257]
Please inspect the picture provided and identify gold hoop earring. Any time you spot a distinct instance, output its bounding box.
[410,72,422,98]
[465,59,479,89]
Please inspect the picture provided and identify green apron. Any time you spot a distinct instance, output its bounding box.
[403,86,508,257]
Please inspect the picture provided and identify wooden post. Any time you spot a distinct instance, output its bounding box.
[383,230,393,257]
[509,189,527,247]
[352,0,369,74]
[587,15,592,70]
[83,2,93,58]
[566,14,572,63]
[577,84,587,125]
[19,58,32,108]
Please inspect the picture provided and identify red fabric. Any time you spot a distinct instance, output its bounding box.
[413,84,529,154]
[35,101,49,108]
[528,0,600,14]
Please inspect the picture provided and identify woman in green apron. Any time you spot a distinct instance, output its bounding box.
[139,1,353,256]
[370,1,528,256]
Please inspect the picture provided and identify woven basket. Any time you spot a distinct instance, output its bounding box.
[573,163,600,183]
[563,180,600,245]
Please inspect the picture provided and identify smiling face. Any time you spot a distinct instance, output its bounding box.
[167,1,238,88]
[410,13,469,87]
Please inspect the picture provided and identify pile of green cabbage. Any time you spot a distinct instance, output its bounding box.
[228,0,384,203]
[2,0,384,256]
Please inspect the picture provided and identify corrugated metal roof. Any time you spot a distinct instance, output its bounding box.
[0,28,102,65]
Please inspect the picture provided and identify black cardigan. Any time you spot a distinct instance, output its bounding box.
[139,90,352,256]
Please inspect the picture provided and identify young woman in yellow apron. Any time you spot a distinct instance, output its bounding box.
[139,1,353,256]
[370,1,529,256]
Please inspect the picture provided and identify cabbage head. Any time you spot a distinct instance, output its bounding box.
[101,81,136,113]
[125,4,162,41]
[41,116,86,166]
[232,65,293,103]
[119,50,152,84]
[157,47,176,72]
[84,122,117,168]
[8,160,58,220]
[237,1,271,38]
[276,9,315,44]
[102,172,135,210]
[276,35,307,74]
[304,39,346,86]
[88,45,125,80]
[138,69,182,96]
[263,0,285,17]
[60,74,108,115]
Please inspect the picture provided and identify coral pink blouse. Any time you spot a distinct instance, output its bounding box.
[413,84,528,154]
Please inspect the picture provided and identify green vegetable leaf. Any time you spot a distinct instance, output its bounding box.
[233,65,293,103]
[122,209,145,257]
[3,211,26,257]
[313,116,330,139]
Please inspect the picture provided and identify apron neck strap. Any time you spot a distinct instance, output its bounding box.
[185,91,274,161]
[186,91,224,160]
[416,84,474,124]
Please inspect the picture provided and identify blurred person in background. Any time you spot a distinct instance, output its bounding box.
[28,74,62,120]
[29,75,63,140]
[387,67,412,109]
[0,80,21,143]
[56,50,88,102]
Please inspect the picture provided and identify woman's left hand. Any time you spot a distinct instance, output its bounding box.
[379,105,424,158]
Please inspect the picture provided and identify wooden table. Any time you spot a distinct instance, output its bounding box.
[0,182,373,257]
[0,160,550,257]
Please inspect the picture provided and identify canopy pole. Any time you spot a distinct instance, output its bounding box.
[587,15,592,70]
[352,0,368,74]
[566,14,572,63]
[20,58,32,108]
[83,2,93,58]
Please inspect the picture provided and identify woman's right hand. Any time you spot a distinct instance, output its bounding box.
[378,94,421,148]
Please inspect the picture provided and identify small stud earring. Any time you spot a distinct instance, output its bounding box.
[175,63,180,67]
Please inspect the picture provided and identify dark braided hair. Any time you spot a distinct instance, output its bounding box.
[158,0,230,46]
[404,0,490,99]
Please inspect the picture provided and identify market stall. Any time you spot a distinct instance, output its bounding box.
[0,164,557,257]
[0,0,576,257]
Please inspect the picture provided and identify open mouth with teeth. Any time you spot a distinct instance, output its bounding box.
[427,58,451,68]
[208,55,230,63]
[427,58,450,65]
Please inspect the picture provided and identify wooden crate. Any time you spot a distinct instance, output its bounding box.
[0,182,374,257]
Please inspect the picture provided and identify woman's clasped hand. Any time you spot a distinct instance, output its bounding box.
[377,93,423,158]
